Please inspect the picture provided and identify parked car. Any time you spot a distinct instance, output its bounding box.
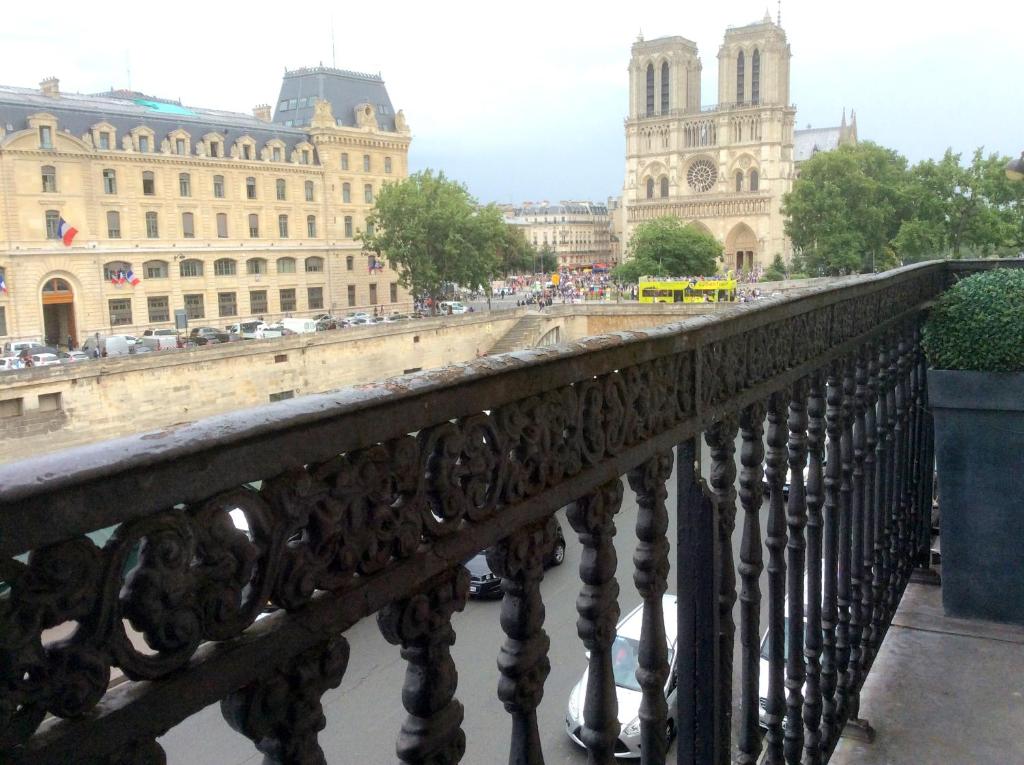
[4,339,45,355]
[565,594,679,758]
[140,328,180,351]
[439,301,469,315]
[1,355,22,371]
[384,313,410,323]
[30,352,61,367]
[59,350,91,363]
[189,327,230,345]
[277,317,318,335]
[225,321,282,340]
[466,519,566,598]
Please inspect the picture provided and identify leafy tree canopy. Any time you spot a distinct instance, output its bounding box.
[361,170,506,303]
[612,217,721,282]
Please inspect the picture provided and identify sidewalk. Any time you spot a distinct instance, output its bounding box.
[831,577,1024,765]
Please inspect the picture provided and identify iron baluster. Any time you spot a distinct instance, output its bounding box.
[567,480,624,765]
[704,416,740,762]
[847,351,868,721]
[802,373,826,765]
[835,361,854,724]
[820,365,842,751]
[763,393,789,765]
[861,349,879,671]
[872,344,892,648]
[885,336,901,621]
[487,518,558,765]
[627,451,675,765]
[784,381,809,765]
[736,403,766,765]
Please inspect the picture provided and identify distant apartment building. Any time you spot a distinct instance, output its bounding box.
[500,201,615,271]
[0,67,412,346]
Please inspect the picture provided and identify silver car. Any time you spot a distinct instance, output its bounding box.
[565,594,678,758]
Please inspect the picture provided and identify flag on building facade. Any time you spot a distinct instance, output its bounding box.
[57,217,78,247]
[0,273,7,294]
[125,269,140,286]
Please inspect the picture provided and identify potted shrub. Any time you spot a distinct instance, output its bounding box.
[923,267,1024,624]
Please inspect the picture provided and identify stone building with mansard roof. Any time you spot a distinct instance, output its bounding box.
[0,67,411,346]
[622,14,855,273]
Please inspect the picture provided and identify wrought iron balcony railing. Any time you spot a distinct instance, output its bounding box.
[0,260,1013,764]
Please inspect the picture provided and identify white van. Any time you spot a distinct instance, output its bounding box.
[277,318,318,334]
[4,340,44,355]
[225,321,283,340]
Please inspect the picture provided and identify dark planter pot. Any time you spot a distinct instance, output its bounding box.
[929,369,1024,625]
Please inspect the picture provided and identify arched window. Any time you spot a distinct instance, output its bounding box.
[45,210,60,239]
[737,50,745,103]
[306,215,317,237]
[646,178,654,199]
[749,169,759,191]
[736,171,743,192]
[41,165,56,192]
[180,259,203,277]
[214,258,237,276]
[248,214,259,238]
[304,180,315,202]
[182,212,195,238]
[660,61,670,112]
[342,182,351,203]
[103,261,132,281]
[304,256,324,273]
[276,257,296,274]
[660,176,669,198]
[246,177,257,199]
[102,169,117,194]
[645,63,655,116]
[106,210,121,239]
[179,172,191,197]
[276,178,286,201]
[246,257,267,275]
[278,214,289,238]
[143,260,168,279]
[146,211,159,238]
[751,49,761,104]
[42,277,72,292]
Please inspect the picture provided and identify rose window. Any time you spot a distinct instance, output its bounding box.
[687,159,717,193]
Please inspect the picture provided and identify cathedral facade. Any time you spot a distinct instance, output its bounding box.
[622,14,852,272]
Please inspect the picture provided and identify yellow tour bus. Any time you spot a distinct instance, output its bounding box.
[638,274,738,304]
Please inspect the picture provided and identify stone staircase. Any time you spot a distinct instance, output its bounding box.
[487,313,545,355]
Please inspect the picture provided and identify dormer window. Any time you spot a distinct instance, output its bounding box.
[138,135,150,153]
[99,131,111,150]
[210,141,220,158]
[176,138,186,155]
[272,147,281,162]
[301,149,310,165]
[242,144,252,160]
[39,126,53,149]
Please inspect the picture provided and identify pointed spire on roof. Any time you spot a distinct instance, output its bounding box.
[637,28,644,42]
[777,0,782,25]
[841,107,847,127]
[764,8,772,22]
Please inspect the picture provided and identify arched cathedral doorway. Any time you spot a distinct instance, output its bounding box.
[41,277,76,347]
[725,223,758,273]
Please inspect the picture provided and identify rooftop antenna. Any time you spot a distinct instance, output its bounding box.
[126,50,132,92]
[331,15,336,68]
[777,0,781,25]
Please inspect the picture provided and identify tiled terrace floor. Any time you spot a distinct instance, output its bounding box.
[831,574,1024,765]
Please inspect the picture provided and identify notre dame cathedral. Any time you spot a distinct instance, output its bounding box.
[621,12,856,272]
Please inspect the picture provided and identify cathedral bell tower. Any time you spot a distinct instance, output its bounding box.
[717,12,791,107]
[628,35,702,118]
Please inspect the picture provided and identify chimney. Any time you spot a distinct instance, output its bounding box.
[40,77,60,97]
[253,104,272,122]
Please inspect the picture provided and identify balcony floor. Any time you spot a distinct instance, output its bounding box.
[831,573,1024,765]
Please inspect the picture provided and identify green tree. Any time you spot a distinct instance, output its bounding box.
[763,253,787,281]
[496,225,535,277]
[537,244,559,273]
[612,217,721,282]
[783,142,911,274]
[361,170,505,309]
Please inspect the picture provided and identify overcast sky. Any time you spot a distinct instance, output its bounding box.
[2,0,1021,205]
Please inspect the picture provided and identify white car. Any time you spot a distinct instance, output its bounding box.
[439,301,469,314]
[59,351,91,363]
[31,353,61,366]
[565,594,678,758]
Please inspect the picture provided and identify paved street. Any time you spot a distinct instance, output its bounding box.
[160,439,769,763]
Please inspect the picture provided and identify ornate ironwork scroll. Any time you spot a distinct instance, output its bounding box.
[378,568,470,765]
[627,450,674,764]
[487,518,557,765]
[222,636,350,765]
[567,479,624,765]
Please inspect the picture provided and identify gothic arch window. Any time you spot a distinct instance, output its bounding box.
[660,61,670,112]
[645,63,655,116]
[660,176,669,198]
[736,171,743,192]
[646,177,655,199]
[736,50,745,103]
[752,49,761,105]
[750,169,759,191]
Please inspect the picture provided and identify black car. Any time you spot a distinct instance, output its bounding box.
[189,327,230,345]
[466,519,567,598]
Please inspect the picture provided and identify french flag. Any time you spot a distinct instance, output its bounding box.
[0,273,7,294]
[57,217,78,247]
[110,270,121,287]
[125,269,140,287]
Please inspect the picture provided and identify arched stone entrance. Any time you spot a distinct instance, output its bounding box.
[41,277,76,347]
[725,223,758,273]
